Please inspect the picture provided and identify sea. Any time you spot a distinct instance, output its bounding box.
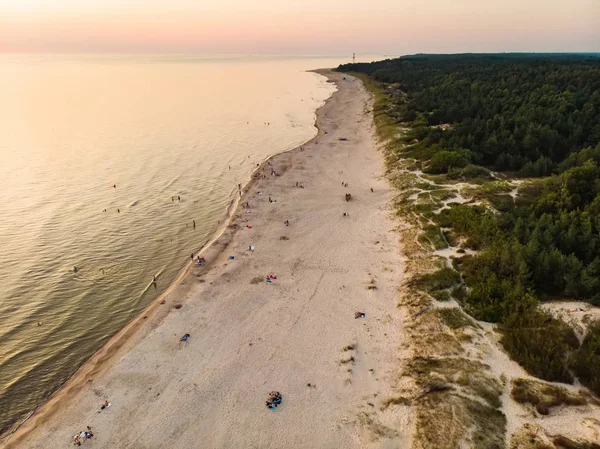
[0,53,378,436]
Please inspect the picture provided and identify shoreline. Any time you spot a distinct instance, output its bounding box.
[2,69,337,447]
[8,69,411,448]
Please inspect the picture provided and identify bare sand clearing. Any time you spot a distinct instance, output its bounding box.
[6,71,412,448]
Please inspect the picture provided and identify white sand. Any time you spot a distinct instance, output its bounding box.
[6,71,412,448]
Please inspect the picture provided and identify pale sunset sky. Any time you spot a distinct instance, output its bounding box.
[0,0,598,54]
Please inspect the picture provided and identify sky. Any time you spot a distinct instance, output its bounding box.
[0,0,598,54]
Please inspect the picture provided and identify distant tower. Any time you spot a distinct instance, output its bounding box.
[353,52,356,63]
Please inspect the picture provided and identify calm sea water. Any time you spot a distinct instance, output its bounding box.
[0,54,364,435]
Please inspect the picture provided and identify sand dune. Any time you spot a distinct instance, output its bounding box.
[6,71,412,449]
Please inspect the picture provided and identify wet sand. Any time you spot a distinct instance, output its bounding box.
[5,71,412,449]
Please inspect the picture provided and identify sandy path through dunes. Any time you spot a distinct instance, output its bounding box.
[7,71,411,449]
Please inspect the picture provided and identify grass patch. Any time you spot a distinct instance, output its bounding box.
[408,357,503,409]
[551,435,600,449]
[412,267,461,295]
[419,225,449,250]
[437,308,474,329]
[511,378,587,415]
[415,391,506,449]
[431,290,452,301]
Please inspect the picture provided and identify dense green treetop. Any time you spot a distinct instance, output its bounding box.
[340,54,600,172]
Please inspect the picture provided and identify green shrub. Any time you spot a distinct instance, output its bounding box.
[447,164,491,180]
[570,321,600,396]
[426,149,472,174]
[500,309,578,383]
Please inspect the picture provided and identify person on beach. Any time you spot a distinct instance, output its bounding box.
[191,253,194,261]
[117,208,120,213]
[180,333,190,342]
[193,220,196,228]
[178,196,181,201]
[153,275,157,283]
[284,220,289,226]
[355,312,366,319]
[266,391,282,409]
[371,188,374,193]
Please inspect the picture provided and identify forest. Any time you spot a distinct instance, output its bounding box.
[339,54,600,395]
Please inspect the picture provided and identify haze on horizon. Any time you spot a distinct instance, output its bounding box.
[0,0,599,55]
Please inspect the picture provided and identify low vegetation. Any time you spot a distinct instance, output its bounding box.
[511,378,588,415]
[340,54,600,394]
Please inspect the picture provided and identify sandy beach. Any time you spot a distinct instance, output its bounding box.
[5,71,412,449]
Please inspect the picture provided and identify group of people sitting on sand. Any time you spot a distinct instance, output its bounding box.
[266,391,282,410]
[73,426,94,446]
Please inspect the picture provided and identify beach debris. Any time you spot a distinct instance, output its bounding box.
[174,304,183,310]
[338,137,348,141]
[266,391,283,410]
[180,333,190,342]
[280,236,289,241]
[265,274,277,283]
[355,312,366,319]
[248,245,256,252]
[229,256,235,260]
[413,306,431,319]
